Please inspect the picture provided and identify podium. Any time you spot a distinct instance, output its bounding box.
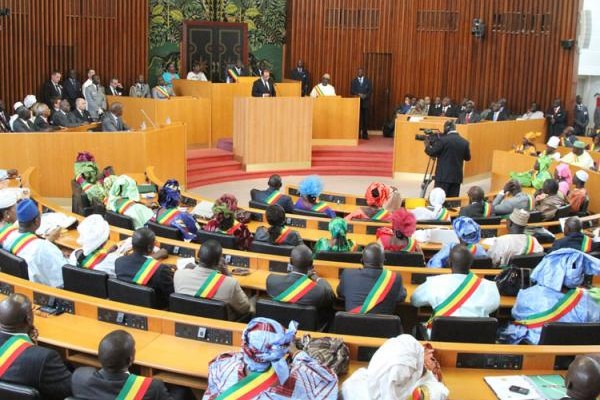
[312,96,360,146]
[233,97,313,172]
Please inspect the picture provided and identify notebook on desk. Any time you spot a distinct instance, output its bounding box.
[484,375,567,400]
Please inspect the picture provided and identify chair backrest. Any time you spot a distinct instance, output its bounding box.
[430,317,498,343]
[471,216,502,226]
[195,230,237,249]
[415,220,452,226]
[249,241,295,257]
[248,199,268,210]
[333,312,403,338]
[291,208,330,218]
[384,251,425,267]
[315,251,362,264]
[527,210,544,223]
[471,257,494,269]
[256,299,319,331]
[509,253,545,268]
[107,278,157,308]
[147,221,182,241]
[105,211,135,230]
[169,293,228,320]
[0,249,29,280]
[554,204,572,220]
[71,179,87,217]
[62,265,108,298]
[539,322,600,345]
[0,382,41,400]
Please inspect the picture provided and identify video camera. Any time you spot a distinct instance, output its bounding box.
[415,128,441,142]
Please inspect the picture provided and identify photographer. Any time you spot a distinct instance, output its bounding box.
[424,120,471,197]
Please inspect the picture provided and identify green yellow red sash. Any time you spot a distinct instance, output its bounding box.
[194,270,226,299]
[466,244,478,256]
[522,235,536,255]
[514,288,585,328]
[155,85,170,98]
[426,273,482,328]
[482,202,492,217]
[436,208,450,221]
[0,335,33,377]
[115,199,136,215]
[372,209,390,221]
[311,202,328,213]
[157,208,181,225]
[408,386,430,400]
[226,223,241,235]
[274,227,292,244]
[9,232,38,256]
[274,275,317,303]
[314,85,325,97]
[215,367,277,400]
[227,68,239,82]
[116,374,153,400]
[526,195,534,210]
[133,258,161,285]
[582,236,592,253]
[265,190,282,205]
[350,269,396,314]
[80,246,110,270]
[0,225,17,245]
[76,175,94,194]
[401,237,418,252]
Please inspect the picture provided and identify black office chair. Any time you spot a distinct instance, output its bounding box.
[248,199,268,211]
[249,241,295,257]
[0,382,41,400]
[62,265,108,298]
[332,312,403,338]
[539,322,600,345]
[256,299,320,331]
[416,220,452,226]
[471,216,502,226]
[509,253,545,268]
[147,220,182,241]
[291,208,330,218]
[527,211,544,223]
[105,211,135,230]
[315,251,362,264]
[471,257,494,269]
[553,204,572,220]
[107,278,157,308]
[169,293,228,320]
[0,249,29,280]
[195,230,237,249]
[429,317,498,343]
[384,251,425,267]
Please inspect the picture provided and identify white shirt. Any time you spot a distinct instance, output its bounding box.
[310,83,336,97]
[68,248,118,278]
[560,151,595,170]
[517,111,544,120]
[487,234,543,267]
[186,71,208,81]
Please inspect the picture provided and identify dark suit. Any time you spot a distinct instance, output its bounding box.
[337,268,405,314]
[250,188,295,213]
[486,110,508,122]
[0,332,72,400]
[457,111,480,124]
[33,116,54,131]
[70,109,93,124]
[350,76,373,137]
[42,80,64,107]
[290,67,310,96]
[547,106,567,137]
[12,118,35,132]
[51,109,78,127]
[63,78,82,108]
[0,111,10,132]
[550,232,600,253]
[429,103,443,116]
[574,104,590,136]
[441,105,459,118]
[107,86,125,96]
[101,113,130,132]
[251,78,276,97]
[115,253,174,308]
[72,368,172,400]
[459,201,488,218]
[425,132,471,197]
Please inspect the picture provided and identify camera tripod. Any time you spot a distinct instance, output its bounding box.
[420,156,437,198]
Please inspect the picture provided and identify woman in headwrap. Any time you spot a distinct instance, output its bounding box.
[294,175,336,218]
[499,249,600,345]
[345,182,402,221]
[152,179,199,241]
[73,151,109,204]
[512,131,540,156]
[106,174,154,229]
[510,151,553,190]
[554,163,573,197]
[427,216,487,268]
[376,209,422,253]
[254,204,303,246]
[0,190,18,228]
[203,318,338,400]
[342,334,448,400]
[68,214,118,277]
[411,187,451,221]
[314,217,359,253]
[203,194,253,250]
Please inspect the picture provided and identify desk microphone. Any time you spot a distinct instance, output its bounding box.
[140,109,157,129]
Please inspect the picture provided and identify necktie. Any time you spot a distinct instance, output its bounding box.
[264,80,269,91]
[55,84,61,95]
[466,113,470,123]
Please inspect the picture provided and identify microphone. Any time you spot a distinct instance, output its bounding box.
[140,109,157,129]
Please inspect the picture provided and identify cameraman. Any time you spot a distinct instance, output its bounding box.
[424,120,471,197]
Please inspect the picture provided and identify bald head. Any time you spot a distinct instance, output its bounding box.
[362,243,384,269]
[565,354,600,400]
[98,330,136,373]
[289,245,313,274]
[198,240,222,269]
[564,217,582,236]
[0,294,33,333]
[448,245,474,274]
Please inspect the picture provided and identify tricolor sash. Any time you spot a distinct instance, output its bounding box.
[80,247,110,270]
[0,224,17,246]
[132,258,161,285]
[350,269,397,314]
[265,190,282,205]
[482,202,492,217]
[274,275,317,303]
[274,227,292,244]
[521,235,536,255]
[0,335,33,378]
[225,223,241,235]
[371,209,390,221]
[116,374,153,400]
[401,237,418,252]
[466,244,478,256]
[311,202,328,213]
[526,195,534,210]
[227,68,239,83]
[514,288,585,328]
[215,367,278,400]
[314,85,325,97]
[436,208,450,221]
[194,270,226,299]
[408,386,430,400]
[115,199,136,215]
[156,208,181,225]
[76,175,94,194]
[582,236,592,253]
[155,85,170,98]
[9,232,38,256]
[426,273,482,328]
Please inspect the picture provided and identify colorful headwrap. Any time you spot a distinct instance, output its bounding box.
[555,163,573,185]
[74,161,99,182]
[158,179,181,209]
[524,131,541,141]
[391,208,417,238]
[76,151,96,162]
[531,248,600,291]
[329,217,348,239]
[452,217,481,244]
[537,154,552,173]
[242,317,298,384]
[107,175,141,210]
[211,194,238,220]
[365,183,390,208]
[298,175,323,198]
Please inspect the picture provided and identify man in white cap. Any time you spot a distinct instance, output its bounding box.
[23,95,37,110]
[543,136,561,161]
[310,73,336,97]
[487,209,543,266]
[68,214,118,277]
[568,170,589,213]
[561,141,596,170]
[0,189,18,227]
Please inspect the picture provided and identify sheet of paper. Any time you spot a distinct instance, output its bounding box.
[484,375,543,400]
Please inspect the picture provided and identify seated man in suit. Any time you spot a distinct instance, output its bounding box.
[173,240,253,321]
[459,186,493,218]
[69,98,93,125]
[0,294,72,400]
[457,100,480,124]
[534,178,567,221]
[486,102,508,121]
[115,228,173,308]
[11,107,35,132]
[101,102,130,132]
[51,99,79,127]
[251,69,276,97]
[487,209,543,267]
[32,103,57,131]
[337,243,406,314]
[71,330,172,399]
[550,217,600,253]
[129,75,151,98]
[250,174,295,212]
[267,244,335,323]
[106,77,125,96]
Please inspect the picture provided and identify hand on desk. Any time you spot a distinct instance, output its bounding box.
[152,248,169,260]
[45,227,63,243]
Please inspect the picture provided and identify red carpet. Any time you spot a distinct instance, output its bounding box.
[187,136,394,188]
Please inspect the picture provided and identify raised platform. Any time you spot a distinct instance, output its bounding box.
[187,136,394,188]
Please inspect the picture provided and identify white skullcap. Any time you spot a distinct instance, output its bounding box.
[575,170,589,183]
[547,136,560,148]
[76,214,110,256]
[13,102,23,111]
[0,189,18,209]
[23,95,37,109]
[428,187,446,208]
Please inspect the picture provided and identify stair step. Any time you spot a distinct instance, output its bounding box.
[188,160,242,173]
[312,157,392,167]
[187,148,232,159]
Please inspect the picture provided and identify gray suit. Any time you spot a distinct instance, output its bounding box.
[51,110,78,127]
[130,83,151,98]
[492,191,532,216]
[101,113,129,132]
[84,84,107,119]
[12,118,35,132]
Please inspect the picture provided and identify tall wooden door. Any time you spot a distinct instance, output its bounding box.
[364,53,392,130]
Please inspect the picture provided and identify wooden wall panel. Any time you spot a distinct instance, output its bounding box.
[286,0,581,128]
[0,0,148,107]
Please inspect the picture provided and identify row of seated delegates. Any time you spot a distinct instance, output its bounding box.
[250,174,295,213]
[427,217,487,268]
[294,175,337,218]
[344,182,402,222]
[551,216,600,253]
[487,209,544,267]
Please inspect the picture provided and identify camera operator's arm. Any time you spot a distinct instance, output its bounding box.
[424,136,444,157]
[464,141,471,161]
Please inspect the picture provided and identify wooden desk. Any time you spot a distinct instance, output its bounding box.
[312,97,360,146]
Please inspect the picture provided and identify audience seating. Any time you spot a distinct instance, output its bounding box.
[430,317,498,344]
[538,322,600,345]
[384,251,425,267]
[71,180,105,217]
[471,257,494,269]
[169,293,228,320]
[527,211,544,223]
[62,265,108,299]
[107,278,157,308]
[315,251,362,264]
[105,211,135,230]
[415,220,452,226]
[554,204,572,220]
[248,198,268,211]
[256,299,321,331]
[509,253,545,268]
[332,312,403,338]
[147,221,182,241]
[0,382,41,400]
[291,208,331,218]
[249,242,294,257]
[195,230,237,249]
[0,249,29,280]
